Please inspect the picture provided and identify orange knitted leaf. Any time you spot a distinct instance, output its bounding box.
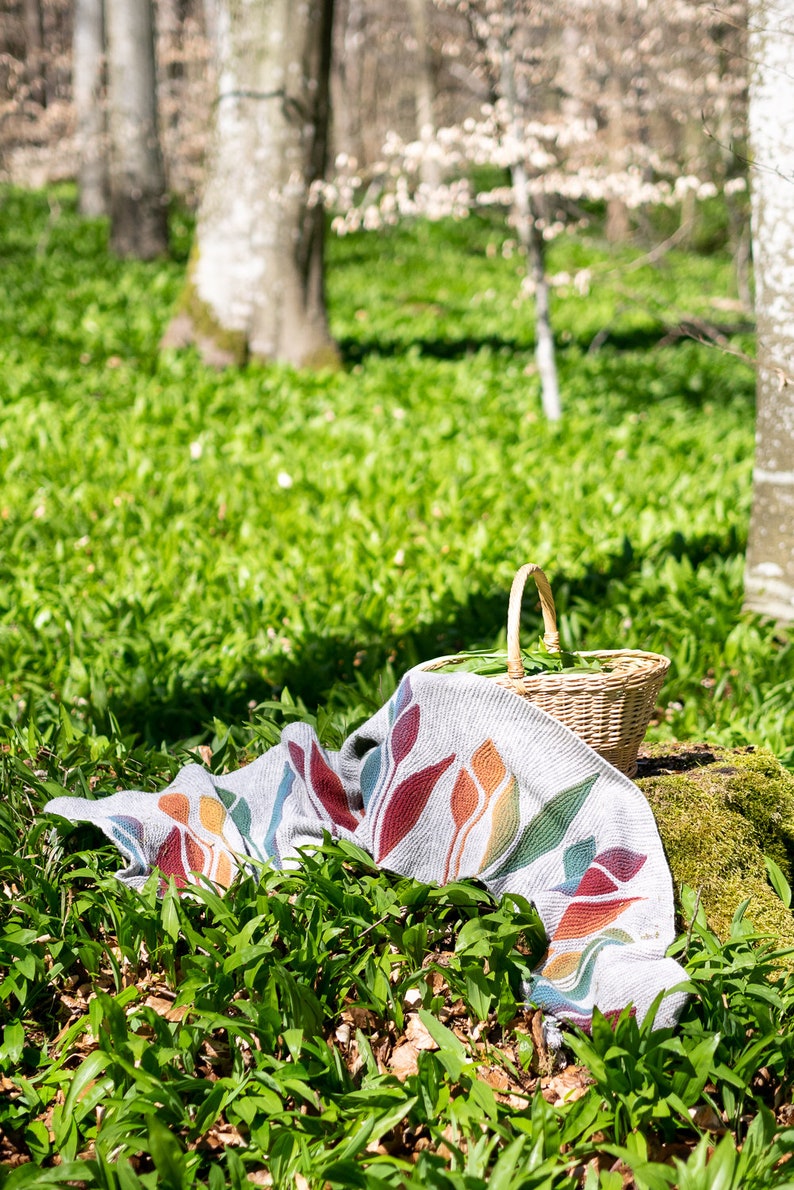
[450,768,479,830]
[159,792,190,824]
[471,738,506,797]
[553,898,641,941]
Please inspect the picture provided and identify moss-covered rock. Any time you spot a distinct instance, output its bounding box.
[636,743,794,944]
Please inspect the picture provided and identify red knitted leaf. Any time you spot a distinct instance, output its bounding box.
[309,741,358,831]
[594,848,647,883]
[377,754,456,862]
[574,868,618,897]
[391,702,420,766]
[288,741,306,779]
[155,825,188,888]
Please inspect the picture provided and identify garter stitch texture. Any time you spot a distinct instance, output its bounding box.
[44,668,687,1031]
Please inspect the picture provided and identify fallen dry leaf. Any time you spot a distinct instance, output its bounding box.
[144,994,187,1022]
[389,1042,419,1080]
[541,1065,592,1106]
[689,1104,727,1134]
[405,1013,439,1052]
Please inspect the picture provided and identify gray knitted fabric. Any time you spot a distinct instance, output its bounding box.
[45,668,687,1031]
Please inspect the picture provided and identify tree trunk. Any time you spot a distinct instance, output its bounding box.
[525,195,561,423]
[163,0,338,369]
[105,0,169,258]
[496,0,561,421]
[406,0,440,189]
[23,0,46,108]
[605,73,630,244]
[743,0,794,622]
[73,0,109,218]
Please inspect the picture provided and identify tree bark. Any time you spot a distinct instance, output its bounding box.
[105,0,169,258]
[743,0,794,622]
[496,0,561,421]
[406,0,440,189]
[73,0,109,218]
[23,0,46,108]
[163,0,338,369]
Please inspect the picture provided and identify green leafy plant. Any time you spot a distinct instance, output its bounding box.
[2,186,794,1186]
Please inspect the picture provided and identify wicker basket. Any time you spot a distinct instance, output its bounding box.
[422,563,670,777]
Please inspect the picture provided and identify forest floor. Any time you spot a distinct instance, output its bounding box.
[1,187,793,1188]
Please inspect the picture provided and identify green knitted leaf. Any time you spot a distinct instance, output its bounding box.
[486,774,598,880]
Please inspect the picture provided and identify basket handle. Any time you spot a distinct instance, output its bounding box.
[507,564,560,679]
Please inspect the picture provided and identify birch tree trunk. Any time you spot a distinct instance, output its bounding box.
[163,0,337,369]
[73,0,108,218]
[743,0,794,622]
[105,0,169,258]
[496,0,561,421]
[406,0,440,189]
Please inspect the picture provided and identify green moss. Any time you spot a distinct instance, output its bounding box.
[176,257,249,367]
[294,341,342,372]
[637,744,794,944]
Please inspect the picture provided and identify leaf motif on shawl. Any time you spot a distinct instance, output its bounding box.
[486,774,598,880]
[575,868,619,897]
[360,746,384,810]
[108,816,146,868]
[553,897,641,940]
[216,786,252,844]
[309,741,358,831]
[391,702,420,766]
[263,763,295,864]
[479,777,520,870]
[288,741,306,779]
[471,738,506,796]
[185,832,206,875]
[389,674,413,726]
[450,768,479,831]
[564,836,597,882]
[594,848,647,883]
[199,796,226,836]
[377,754,456,862]
[155,824,188,887]
[159,792,190,824]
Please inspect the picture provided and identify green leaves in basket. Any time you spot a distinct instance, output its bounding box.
[433,641,603,677]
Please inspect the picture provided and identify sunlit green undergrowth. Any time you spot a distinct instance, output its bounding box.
[0,186,789,762]
[3,769,794,1188]
[2,184,794,1186]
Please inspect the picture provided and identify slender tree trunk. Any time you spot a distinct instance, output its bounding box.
[105,0,169,258]
[73,0,109,218]
[163,0,338,369]
[743,0,794,621]
[605,73,630,243]
[406,0,440,189]
[496,0,561,421]
[525,194,561,422]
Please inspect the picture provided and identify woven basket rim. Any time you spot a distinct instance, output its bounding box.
[419,647,671,688]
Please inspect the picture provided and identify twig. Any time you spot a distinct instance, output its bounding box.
[682,886,703,960]
[623,221,695,272]
[35,192,61,257]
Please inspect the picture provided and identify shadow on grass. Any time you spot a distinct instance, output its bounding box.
[338,320,754,371]
[101,525,744,747]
